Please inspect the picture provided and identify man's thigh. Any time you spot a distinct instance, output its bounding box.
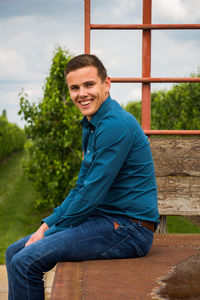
[10,215,112,273]
[41,214,118,263]
[12,213,152,271]
[12,214,122,267]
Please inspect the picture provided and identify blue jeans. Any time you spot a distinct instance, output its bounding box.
[6,212,153,300]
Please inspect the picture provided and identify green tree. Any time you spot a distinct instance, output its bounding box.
[125,69,200,130]
[19,47,82,209]
[0,113,26,161]
[2,109,7,119]
[124,101,141,124]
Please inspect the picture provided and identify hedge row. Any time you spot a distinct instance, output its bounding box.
[19,47,82,209]
[0,115,26,161]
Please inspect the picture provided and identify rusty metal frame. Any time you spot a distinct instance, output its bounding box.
[84,0,200,135]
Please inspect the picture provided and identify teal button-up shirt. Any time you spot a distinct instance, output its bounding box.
[43,96,159,236]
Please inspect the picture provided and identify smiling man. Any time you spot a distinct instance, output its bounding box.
[6,54,159,300]
[67,65,111,120]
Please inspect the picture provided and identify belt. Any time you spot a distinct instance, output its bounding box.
[129,218,155,232]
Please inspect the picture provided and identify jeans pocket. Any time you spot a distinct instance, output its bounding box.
[126,223,154,256]
[100,226,144,259]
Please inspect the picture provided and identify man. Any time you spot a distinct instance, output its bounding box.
[6,54,159,300]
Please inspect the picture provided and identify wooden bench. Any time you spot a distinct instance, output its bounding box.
[151,137,200,233]
[50,137,200,300]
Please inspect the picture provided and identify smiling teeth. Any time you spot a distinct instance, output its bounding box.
[81,101,91,106]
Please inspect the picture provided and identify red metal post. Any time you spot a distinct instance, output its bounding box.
[142,0,152,130]
[84,0,90,54]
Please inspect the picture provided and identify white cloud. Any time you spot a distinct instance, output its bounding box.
[110,83,142,107]
[126,85,141,102]
[152,31,200,77]
[91,30,142,78]
[153,0,200,23]
[113,0,137,19]
[0,82,43,127]
[92,0,141,24]
[0,11,83,98]
[0,48,43,83]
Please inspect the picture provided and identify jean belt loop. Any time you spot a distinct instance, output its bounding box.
[138,219,142,227]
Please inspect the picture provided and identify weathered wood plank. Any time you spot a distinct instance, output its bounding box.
[50,262,82,300]
[157,172,200,215]
[150,137,200,176]
[150,137,200,159]
[156,216,167,233]
[157,176,200,195]
[149,137,200,216]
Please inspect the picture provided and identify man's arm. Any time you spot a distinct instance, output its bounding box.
[42,186,81,228]
[44,118,133,235]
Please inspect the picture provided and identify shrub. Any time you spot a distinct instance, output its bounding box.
[0,113,26,161]
[19,47,82,209]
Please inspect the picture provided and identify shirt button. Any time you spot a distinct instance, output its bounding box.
[87,150,90,153]
[70,225,73,228]
[91,130,94,133]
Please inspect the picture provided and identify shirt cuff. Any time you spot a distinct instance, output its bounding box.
[42,213,60,228]
[44,225,57,236]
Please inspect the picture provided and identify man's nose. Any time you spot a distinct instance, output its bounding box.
[79,86,87,98]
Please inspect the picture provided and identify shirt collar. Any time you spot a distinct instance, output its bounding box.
[81,95,111,129]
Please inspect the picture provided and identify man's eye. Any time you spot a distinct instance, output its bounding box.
[86,82,94,87]
[71,86,79,91]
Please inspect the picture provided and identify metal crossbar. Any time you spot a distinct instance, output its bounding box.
[90,24,200,30]
[84,0,200,135]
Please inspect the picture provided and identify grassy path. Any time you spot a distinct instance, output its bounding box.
[0,151,44,263]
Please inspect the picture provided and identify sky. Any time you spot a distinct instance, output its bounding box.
[0,0,200,128]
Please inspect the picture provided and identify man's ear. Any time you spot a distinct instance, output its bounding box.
[104,76,111,92]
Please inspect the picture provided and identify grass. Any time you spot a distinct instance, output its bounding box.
[0,151,45,264]
[167,216,200,234]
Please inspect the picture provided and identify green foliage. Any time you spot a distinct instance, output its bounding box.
[0,151,45,263]
[0,112,26,161]
[125,69,200,130]
[18,47,82,209]
[124,101,141,124]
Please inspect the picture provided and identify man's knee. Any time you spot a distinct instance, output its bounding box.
[10,252,24,271]
[6,243,17,266]
[6,235,30,266]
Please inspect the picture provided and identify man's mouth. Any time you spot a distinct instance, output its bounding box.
[79,99,92,107]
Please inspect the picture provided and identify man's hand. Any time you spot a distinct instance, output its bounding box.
[25,223,49,247]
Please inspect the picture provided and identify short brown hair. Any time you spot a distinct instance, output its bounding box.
[65,54,107,82]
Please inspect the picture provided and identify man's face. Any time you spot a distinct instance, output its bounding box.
[66,66,111,121]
